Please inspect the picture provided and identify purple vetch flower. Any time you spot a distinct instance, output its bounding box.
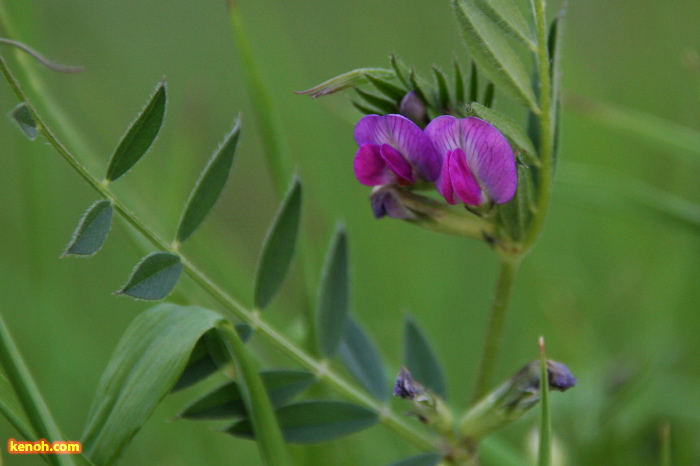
[546,361,577,391]
[425,115,517,206]
[354,114,441,188]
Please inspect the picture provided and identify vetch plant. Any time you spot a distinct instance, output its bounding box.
[0,0,581,465]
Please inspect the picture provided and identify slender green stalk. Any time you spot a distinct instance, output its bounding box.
[522,0,553,252]
[227,2,289,196]
[537,337,551,466]
[0,316,74,466]
[226,3,320,357]
[219,323,291,466]
[471,256,520,402]
[0,56,436,452]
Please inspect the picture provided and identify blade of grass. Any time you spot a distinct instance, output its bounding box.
[0,316,74,466]
[537,337,551,466]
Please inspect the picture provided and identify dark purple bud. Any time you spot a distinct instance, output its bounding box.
[399,91,428,127]
[393,366,426,400]
[370,187,416,220]
[547,361,577,391]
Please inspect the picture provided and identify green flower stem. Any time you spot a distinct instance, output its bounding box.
[471,255,520,402]
[0,316,74,466]
[522,0,554,252]
[0,57,436,453]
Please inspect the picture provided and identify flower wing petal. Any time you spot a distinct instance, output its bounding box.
[460,117,517,204]
[353,143,393,186]
[380,143,414,184]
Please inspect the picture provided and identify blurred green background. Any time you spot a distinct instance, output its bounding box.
[1,0,699,464]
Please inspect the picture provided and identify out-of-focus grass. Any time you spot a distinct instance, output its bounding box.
[0,0,699,464]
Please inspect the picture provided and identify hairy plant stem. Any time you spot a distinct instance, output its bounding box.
[0,56,436,452]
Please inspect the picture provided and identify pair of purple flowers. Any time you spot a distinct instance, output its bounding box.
[353,113,517,218]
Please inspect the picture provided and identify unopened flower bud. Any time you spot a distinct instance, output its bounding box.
[399,91,428,127]
[392,367,453,434]
[393,366,428,401]
[460,360,576,439]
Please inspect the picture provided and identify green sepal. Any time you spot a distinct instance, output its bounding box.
[350,98,384,116]
[432,65,451,110]
[468,61,479,103]
[354,87,398,114]
[453,58,466,106]
[366,73,407,101]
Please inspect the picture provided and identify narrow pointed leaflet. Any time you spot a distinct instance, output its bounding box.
[316,227,350,358]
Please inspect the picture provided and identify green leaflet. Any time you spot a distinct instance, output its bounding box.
[81,304,226,465]
[316,226,350,358]
[452,0,538,111]
[115,252,183,300]
[178,369,315,420]
[404,317,447,400]
[339,317,388,401]
[471,102,537,161]
[176,117,241,243]
[254,177,302,310]
[8,102,37,140]
[105,80,166,182]
[62,200,113,258]
[225,400,378,444]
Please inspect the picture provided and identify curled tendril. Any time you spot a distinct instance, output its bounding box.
[0,38,83,73]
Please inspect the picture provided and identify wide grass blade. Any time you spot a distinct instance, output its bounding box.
[105,80,166,182]
[175,117,241,243]
[81,304,226,465]
[62,200,113,258]
[254,177,302,310]
[218,323,291,466]
[0,316,74,466]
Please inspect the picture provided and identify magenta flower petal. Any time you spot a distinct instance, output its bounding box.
[449,149,483,205]
[426,115,516,205]
[380,144,414,184]
[459,118,516,204]
[354,114,440,182]
[438,150,456,204]
[353,143,393,186]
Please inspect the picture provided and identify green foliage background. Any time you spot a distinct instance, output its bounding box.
[1,0,699,464]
